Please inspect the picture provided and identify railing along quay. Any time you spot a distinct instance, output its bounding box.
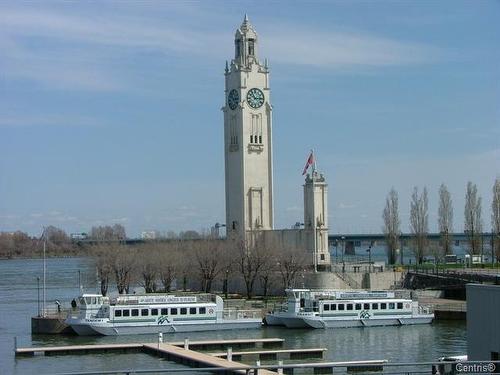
[44,360,500,375]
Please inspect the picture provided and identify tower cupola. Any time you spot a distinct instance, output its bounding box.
[234,14,259,68]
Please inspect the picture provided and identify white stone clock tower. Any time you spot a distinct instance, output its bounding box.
[223,15,274,238]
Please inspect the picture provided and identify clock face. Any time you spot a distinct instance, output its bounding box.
[246,88,265,109]
[228,89,239,110]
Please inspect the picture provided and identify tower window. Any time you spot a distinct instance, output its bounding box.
[230,116,238,146]
[235,39,241,57]
[250,114,262,145]
[248,39,255,55]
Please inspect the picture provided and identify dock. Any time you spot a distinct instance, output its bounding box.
[210,348,327,361]
[15,338,284,357]
[15,337,386,374]
[143,343,277,374]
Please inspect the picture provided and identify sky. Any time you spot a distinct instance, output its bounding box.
[0,1,499,238]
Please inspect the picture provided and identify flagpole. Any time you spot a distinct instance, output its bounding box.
[311,150,317,273]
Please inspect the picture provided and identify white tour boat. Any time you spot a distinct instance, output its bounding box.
[66,293,262,335]
[265,288,434,329]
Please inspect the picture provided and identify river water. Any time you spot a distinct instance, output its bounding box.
[0,257,467,374]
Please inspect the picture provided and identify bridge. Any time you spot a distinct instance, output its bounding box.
[328,232,496,256]
[403,267,500,299]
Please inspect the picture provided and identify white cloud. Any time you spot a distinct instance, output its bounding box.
[0,114,102,127]
[339,202,357,209]
[111,217,129,223]
[0,4,445,92]
[263,26,443,69]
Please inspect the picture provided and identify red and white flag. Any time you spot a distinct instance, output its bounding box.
[302,151,314,175]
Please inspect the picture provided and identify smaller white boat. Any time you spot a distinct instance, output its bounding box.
[265,288,434,329]
[67,293,262,336]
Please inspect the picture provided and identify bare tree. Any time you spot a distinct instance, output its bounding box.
[111,245,135,294]
[194,240,224,293]
[93,245,112,296]
[90,224,127,241]
[276,246,307,291]
[438,184,454,256]
[236,238,273,299]
[492,178,500,261]
[464,181,483,255]
[157,242,180,292]
[410,186,429,264]
[382,188,400,265]
[136,246,158,293]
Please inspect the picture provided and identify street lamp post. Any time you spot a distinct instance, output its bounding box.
[341,236,345,263]
[366,245,372,273]
[37,277,40,317]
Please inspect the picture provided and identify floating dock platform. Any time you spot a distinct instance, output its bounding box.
[15,337,386,374]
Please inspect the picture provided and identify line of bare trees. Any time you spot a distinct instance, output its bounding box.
[0,225,80,259]
[92,238,308,298]
[383,178,500,264]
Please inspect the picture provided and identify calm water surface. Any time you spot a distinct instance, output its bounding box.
[0,257,467,374]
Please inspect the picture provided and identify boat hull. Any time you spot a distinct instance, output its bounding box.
[264,313,313,328]
[68,318,262,336]
[302,314,434,329]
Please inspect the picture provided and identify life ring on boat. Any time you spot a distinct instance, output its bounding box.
[208,308,214,314]
[405,303,410,309]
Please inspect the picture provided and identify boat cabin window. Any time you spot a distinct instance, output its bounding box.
[141,309,149,316]
[190,307,196,314]
[338,304,345,311]
[300,298,305,308]
[123,310,130,317]
[331,304,336,311]
[151,309,158,316]
[131,309,139,317]
[389,303,395,309]
[171,308,178,315]
[347,304,353,311]
[397,302,403,310]
[372,303,379,310]
[381,303,387,310]
[180,308,187,315]
[161,308,167,315]
[199,307,206,314]
[324,304,330,311]
[115,310,122,317]
[355,303,362,310]
[364,303,370,310]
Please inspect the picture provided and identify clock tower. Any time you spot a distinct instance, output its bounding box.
[223,15,274,238]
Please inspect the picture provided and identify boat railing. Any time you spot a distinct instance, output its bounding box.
[415,304,434,315]
[37,305,71,318]
[221,308,262,320]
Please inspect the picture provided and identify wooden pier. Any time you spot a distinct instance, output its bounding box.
[210,348,327,361]
[15,338,284,357]
[15,337,385,374]
[15,338,287,374]
[143,343,277,374]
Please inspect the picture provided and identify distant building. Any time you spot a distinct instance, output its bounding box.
[141,231,159,240]
[70,233,88,240]
[466,284,500,361]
